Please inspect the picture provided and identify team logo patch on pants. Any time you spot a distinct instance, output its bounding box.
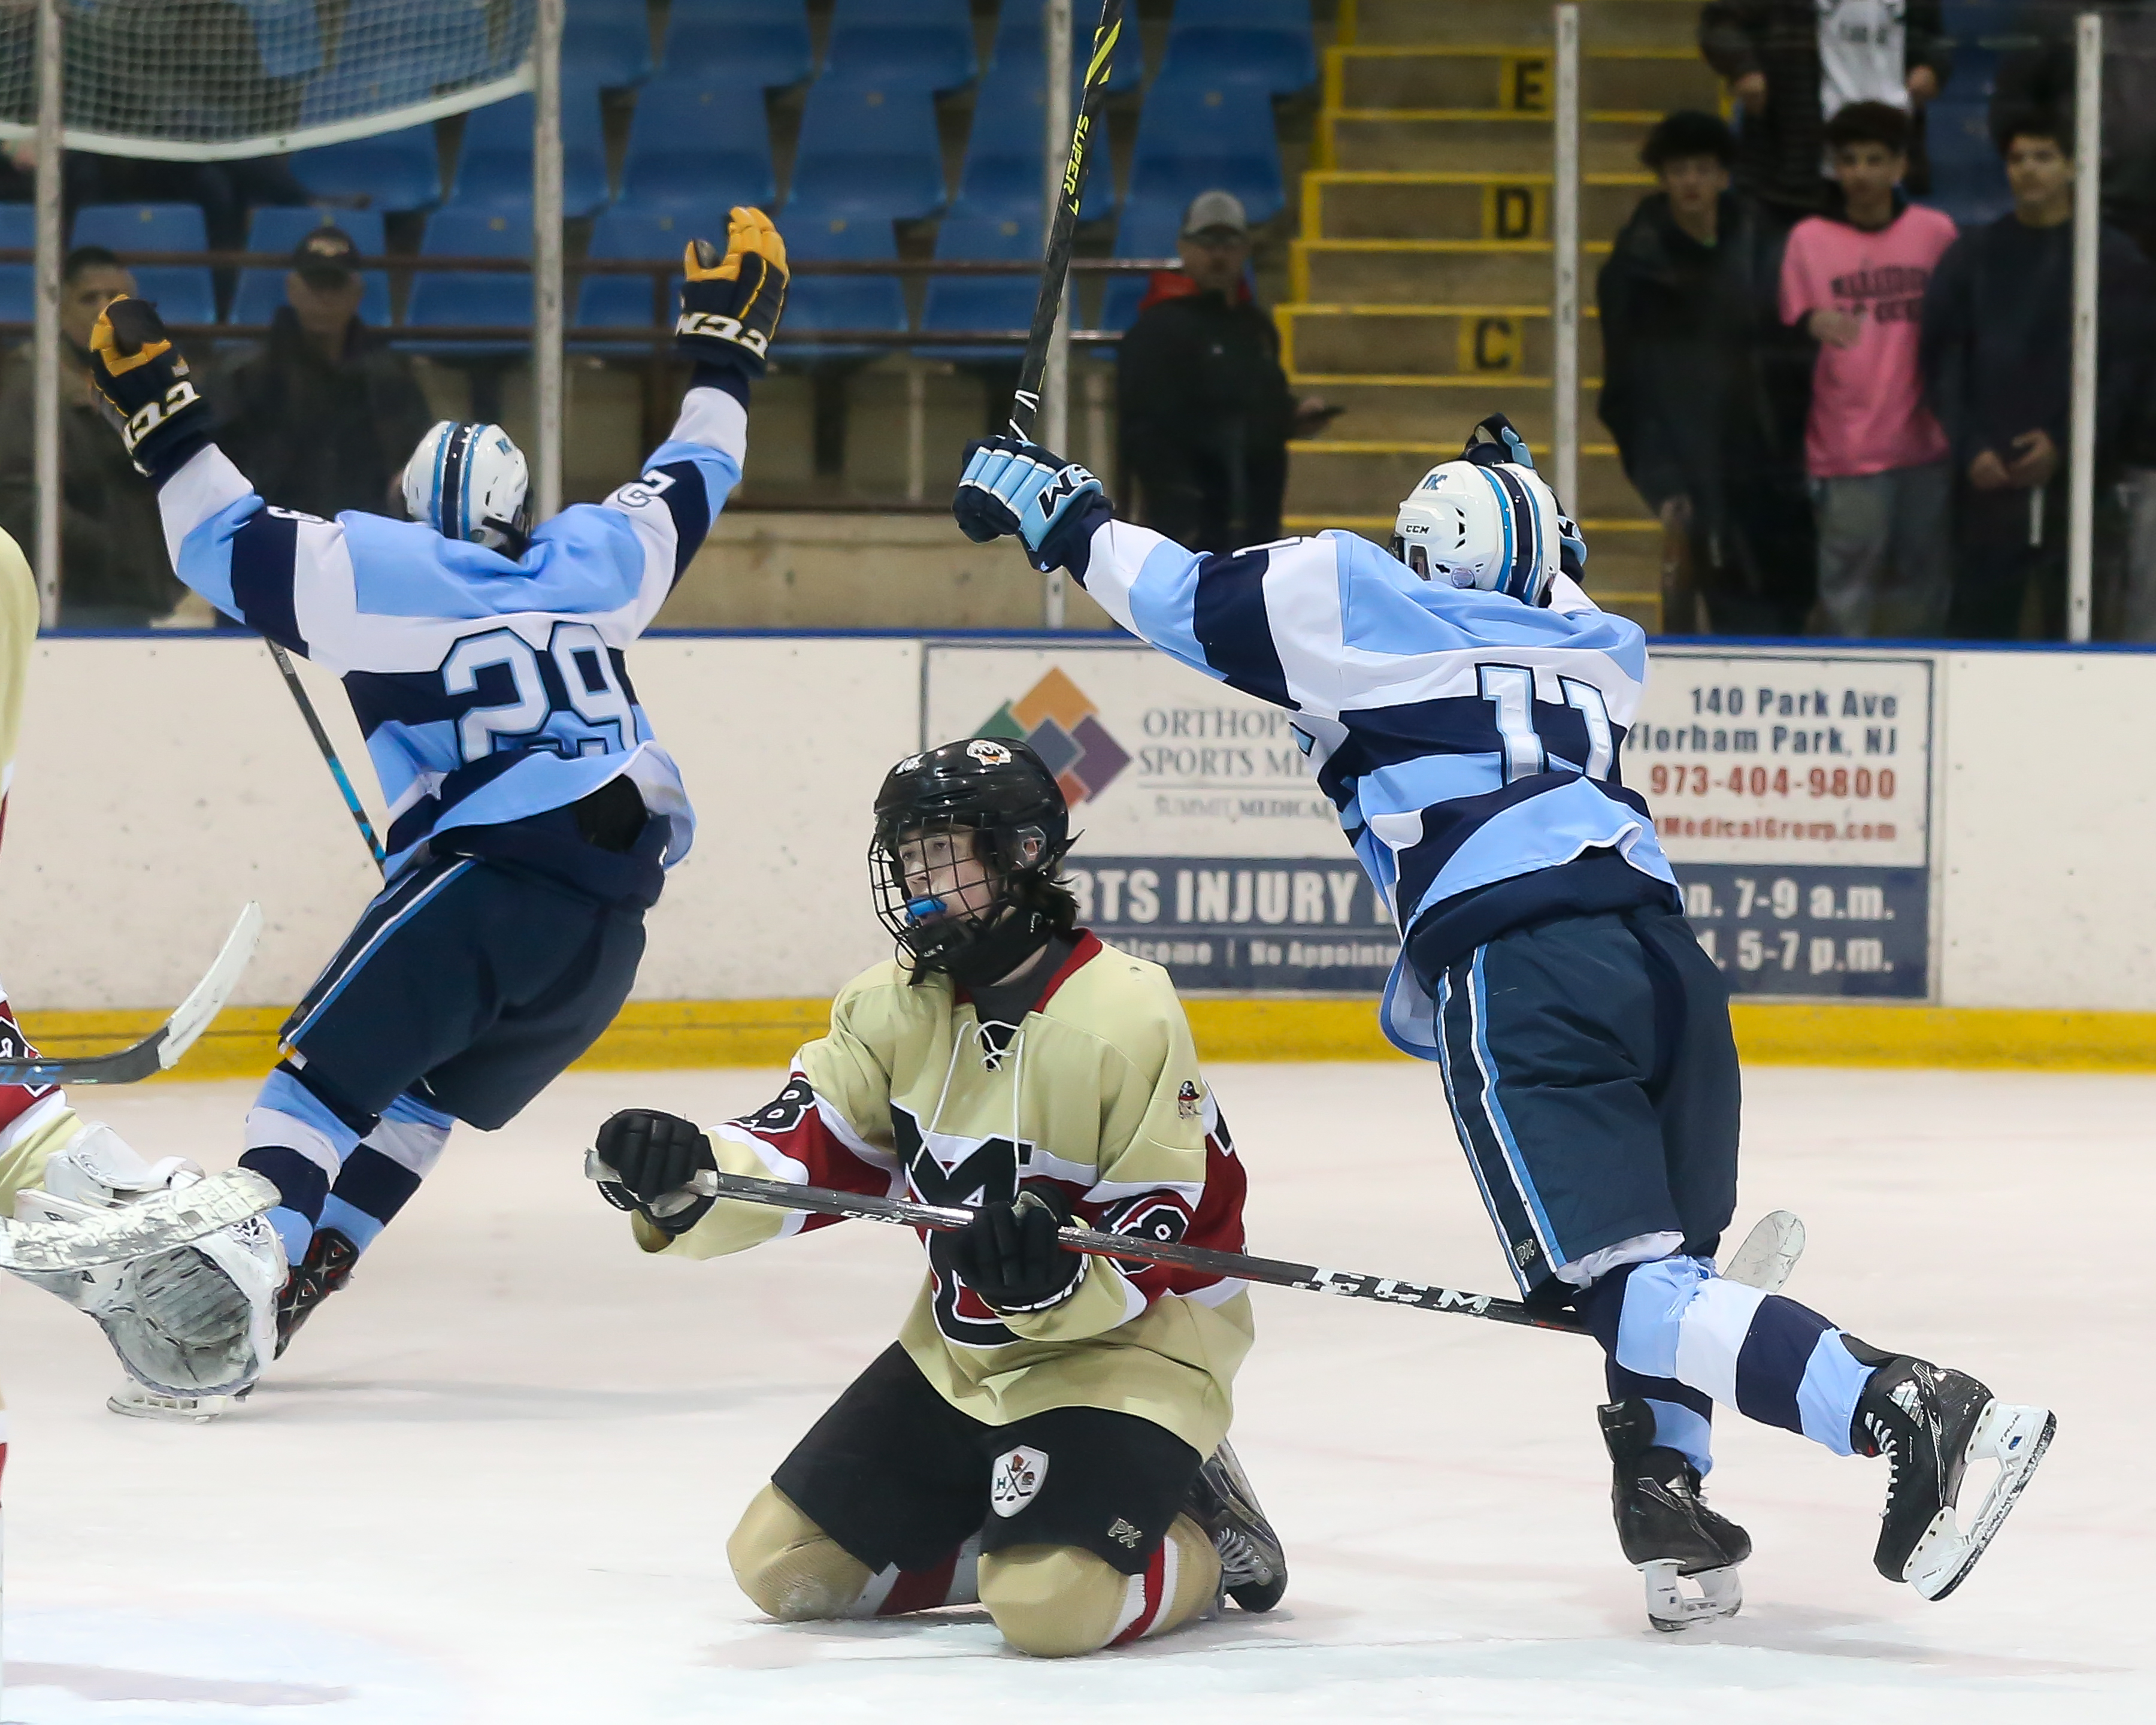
[989,1445,1050,1517]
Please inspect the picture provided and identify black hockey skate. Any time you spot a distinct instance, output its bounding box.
[1849,1350,2055,1600]
[1185,1439,1288,1612]
[274,1227,359,1358]
[1600,1399,1751,1632]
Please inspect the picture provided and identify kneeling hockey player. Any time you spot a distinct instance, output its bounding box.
[948,420,2054,1627]
[588,738,1285,1657]
[68,210,791,1413]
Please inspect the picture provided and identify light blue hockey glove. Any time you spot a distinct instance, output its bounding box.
[952,435,1112,573]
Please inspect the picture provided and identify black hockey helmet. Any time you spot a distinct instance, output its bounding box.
[870,737,1076,985]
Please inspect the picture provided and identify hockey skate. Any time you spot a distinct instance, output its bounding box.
[1851,1353,2055,1600]
[1600,1398,1751,1631]
[275,1226,359,1357]
[1185,1439,1288,1612]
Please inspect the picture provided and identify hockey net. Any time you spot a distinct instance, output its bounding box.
[0,1,537,162]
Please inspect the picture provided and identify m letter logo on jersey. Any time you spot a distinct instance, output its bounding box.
[975,668,1130,808]
[989,1445,1050,1518]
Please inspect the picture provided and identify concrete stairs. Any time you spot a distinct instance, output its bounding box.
[1280,0,1721,629]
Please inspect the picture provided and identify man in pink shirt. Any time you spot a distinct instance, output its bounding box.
[1779,101,1960,634]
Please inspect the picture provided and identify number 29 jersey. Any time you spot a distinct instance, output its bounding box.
[1067,516,1680,1061]
[151,383,747,878]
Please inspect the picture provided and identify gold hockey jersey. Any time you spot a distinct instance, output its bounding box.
[641,932,1254,1455]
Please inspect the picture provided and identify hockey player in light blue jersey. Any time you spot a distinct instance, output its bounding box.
[75,208,792,1412]
[951,419,2055,1627]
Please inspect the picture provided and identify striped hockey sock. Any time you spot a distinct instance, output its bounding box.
[317,1091,453,1252]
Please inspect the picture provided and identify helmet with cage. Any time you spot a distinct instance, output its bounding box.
[870,738,1076,987]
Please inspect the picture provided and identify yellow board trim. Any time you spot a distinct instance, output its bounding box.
[20,1000,2156,1080]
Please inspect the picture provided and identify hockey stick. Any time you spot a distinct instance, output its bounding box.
[1007,0,1125,440]
[0,901,264,1086]
[0,1167,278,1272]
[267,641,386,874]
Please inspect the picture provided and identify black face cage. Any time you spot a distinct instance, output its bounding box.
[869,812,1055,970]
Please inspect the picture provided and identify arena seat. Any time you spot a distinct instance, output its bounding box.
[773,202,908,361]
[70,204,218,326]
[229,208,393,328]
[289,120,443,211]
[1159,0,1318,93]
[565,0,654,90]
[956,55,1115,222]
[405,206,532,344]
[988,0,1141,93]
[574,205,732,332]
[659,0,814,87]
[820,0,977,93]
[919,209,1040,361]
[1925,99,2010,228]
[619,77,777,211]
[0,204,32,326]
[447,92,611,216]
[788,77,946,222]
[235,0,325,81]
[326,0,493,98]
[1124,74,1286,229]
[1098,200,1183,333]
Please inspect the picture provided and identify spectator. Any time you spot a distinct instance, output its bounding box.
[1598,110,1815,634]
[0,245,184,627]
[1116,191,1333,554]
[1701,1,1953,218]
[1921,107,2156,638]
[1779,101,1960,635]
[214,228,435,521]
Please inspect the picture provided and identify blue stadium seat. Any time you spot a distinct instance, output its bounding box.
[1124,74,1285,227]
[448,92,611,214]
[822,0,976,93]
[988,0,1141,90]
[327,0,494,99]
[70,204,218,326]
[1159,0,1317,93]
[405,206,532,344]
[775,201,907,359]
[1924,99,2009,228]
[566,0,655,89]
[574,205,730,329]
[0,205,31,326]
[236,0,325,80]
[661,0,813,87]
[288,124,443,211]
[1099,201,1183,332]
[788,77,946,220]
[956,53,1115,222]
[919,209,1038,361]
[230,208,393,328]
[620,77,777,210]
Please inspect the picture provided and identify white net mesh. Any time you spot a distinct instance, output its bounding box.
[0,1,537,161]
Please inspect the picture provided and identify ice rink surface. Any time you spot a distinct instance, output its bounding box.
[0,1062,2146,1725]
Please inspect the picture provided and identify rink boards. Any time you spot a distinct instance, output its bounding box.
[2,633,2150,1067]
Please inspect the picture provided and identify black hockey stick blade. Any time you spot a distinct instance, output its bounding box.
[0,901,264,1085]
[269,641,387,874]
[1008,0,1125,440]
[0,1168,279,1272]
[640,1160,1591,1336]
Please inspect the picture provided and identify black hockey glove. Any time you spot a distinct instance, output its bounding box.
[947,1183,1085,1314]
[952,435,1113,573]
[674,207,788,379]
[591,1108,716,1237]
[87,296,214,480]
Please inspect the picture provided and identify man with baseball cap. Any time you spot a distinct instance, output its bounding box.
[1115,190,1335,553]
[216,223,434,520]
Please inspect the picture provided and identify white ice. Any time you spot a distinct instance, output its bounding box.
[0,1064,2145,1724]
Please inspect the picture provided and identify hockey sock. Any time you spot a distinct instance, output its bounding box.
[1606,1360,1716,1476]
[240,1065,368,1263]
[1580,1256,1875,1457]
[851,1535,985,1617]
[317,1090,453,1253]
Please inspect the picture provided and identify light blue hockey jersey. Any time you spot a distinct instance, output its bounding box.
[155,385,746,879]
[1071,519,1677,1060]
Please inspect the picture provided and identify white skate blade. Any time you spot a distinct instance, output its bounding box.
[1640,1558,1742,1631]
[1723,1210,1805,1293]
[105,1381,247,1423]
[1905,1400,2057,1600]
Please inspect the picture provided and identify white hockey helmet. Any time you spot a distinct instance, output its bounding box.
[1390,458,1573,606]
[402,420,531,551]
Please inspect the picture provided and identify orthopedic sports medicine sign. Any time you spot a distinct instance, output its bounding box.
[923,642,1396,992]
[1627,653,1936,999]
